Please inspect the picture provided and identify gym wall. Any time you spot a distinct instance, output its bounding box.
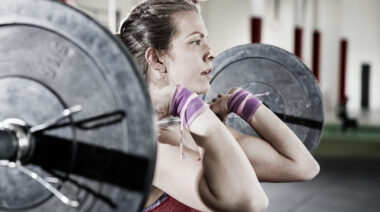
[201,0,380,113]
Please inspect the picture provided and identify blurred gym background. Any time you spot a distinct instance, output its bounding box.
[62,0,380,211]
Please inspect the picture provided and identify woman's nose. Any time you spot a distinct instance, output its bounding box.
[205,48,216,62]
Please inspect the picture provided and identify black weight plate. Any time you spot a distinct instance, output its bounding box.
[0,0,155,211]
[204,44,324,153]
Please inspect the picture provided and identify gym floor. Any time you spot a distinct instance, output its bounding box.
[262,110,380,212]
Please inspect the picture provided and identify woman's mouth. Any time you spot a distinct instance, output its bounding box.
[201,69,212,76]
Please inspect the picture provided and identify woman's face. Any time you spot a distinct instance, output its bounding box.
[163,11,215,94]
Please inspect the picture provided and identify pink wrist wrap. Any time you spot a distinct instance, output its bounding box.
[170,85,207,158]
[227,88,269,123]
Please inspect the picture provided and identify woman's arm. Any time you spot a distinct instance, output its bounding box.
[228,105,320,182]
[151,86,268,211]
[210,90,320,182]
[154,108,268,211]
[192,108,268,210]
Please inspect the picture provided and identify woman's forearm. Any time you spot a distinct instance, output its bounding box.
[249,105,306,159]
[189,108,268,211]
[225,87,313,162]
[248,105,319,179]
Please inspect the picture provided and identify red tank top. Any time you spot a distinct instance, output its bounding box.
[144,194,201,212]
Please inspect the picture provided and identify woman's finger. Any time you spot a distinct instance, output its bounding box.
[228,87,239,94]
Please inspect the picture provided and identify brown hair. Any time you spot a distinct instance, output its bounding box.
[118,0,200,84]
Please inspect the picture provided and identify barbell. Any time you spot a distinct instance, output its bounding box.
[0,0,324,211]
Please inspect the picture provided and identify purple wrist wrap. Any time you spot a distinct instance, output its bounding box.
[227,88,263,123]
[170,85,207,128]
[169,85,207,158]
[170,86,192,117]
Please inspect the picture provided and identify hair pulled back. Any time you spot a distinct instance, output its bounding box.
[118,0,200,83]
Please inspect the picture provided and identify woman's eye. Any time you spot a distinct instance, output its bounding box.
[191,40,201,45]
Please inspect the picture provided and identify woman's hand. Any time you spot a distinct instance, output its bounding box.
[209,88,239,123]
[149,85,177,120]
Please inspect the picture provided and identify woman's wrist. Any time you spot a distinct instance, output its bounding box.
[227,88,263,123]
[170,85,208,128]
[169,85,208,158]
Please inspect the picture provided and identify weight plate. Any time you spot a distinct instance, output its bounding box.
[0,0,155,211]
[204,43,324,152]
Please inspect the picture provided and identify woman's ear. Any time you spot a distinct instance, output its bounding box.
[145,47,166,74]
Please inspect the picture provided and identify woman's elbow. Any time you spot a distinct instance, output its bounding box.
[295,159,320,181]
[254,196,269,212]
[207,193,269,212]
[240,191,269,212]
[306,159,320,180]
[246,194,269,212]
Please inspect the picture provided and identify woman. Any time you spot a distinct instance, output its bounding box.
[118,0,320,211]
